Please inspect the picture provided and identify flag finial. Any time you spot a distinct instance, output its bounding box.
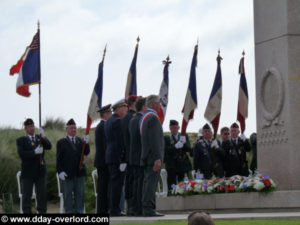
[137,36,140,43]
[242,50,245,57]
[218,49,220,56]
[166,55,170,62]
[217,49,223,61]
[163,55,172,65]
[102,44,107,61]
[37,20,40,30]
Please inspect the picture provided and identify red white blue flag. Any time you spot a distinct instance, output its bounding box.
[157,56,171,124]
[125,37,139,100]
[10,30,40,97]
[237,55,248,133]
[181,44,198,135]
[86,47,106,134]
[204,53,223,136]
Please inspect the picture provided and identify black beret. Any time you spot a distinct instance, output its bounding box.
[202,123,211,130]
[169,120,179,126]
[230,122,239,128]
[66,118,76,126]
[24,118,34,127]
[98,104,112,113]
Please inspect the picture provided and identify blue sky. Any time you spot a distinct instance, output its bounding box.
[0,0,256,136]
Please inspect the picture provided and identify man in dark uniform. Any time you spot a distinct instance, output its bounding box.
[121,95,138,216]
[164,120,192,192]
[56,119,90,213]
[193,124,224,179]
[17,118,52,214]
[94,104,112,214]
[140,95,164,217]
[220,126,240,177]
[250,132,257,174]
[128,97,146,216]
[230,122,251,176]
[105,99,128,216]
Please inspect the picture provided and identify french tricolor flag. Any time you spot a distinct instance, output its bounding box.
[157,56,171,124]
[10,30,40,97]
[86,48,105,134]
[237,56,248,133]
[181,44,198,135]
[125,37,139,100]
[204,53,223,136]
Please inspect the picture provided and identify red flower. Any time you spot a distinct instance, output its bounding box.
[230,185,235,191]
[264,179,271,186]
[225,186,229,192]
[179,183,185,188]
[190,181,196,188]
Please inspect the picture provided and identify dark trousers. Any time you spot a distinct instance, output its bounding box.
[22,176,47,214]
[97,167,109,214]
[108,164,125,215]
[142,166,160,214]
[62,176,85,213]
[166,168,184,191]
[125,165,134,200]
[132,166,144,215]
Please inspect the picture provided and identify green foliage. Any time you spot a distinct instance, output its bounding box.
[43,117,65,130]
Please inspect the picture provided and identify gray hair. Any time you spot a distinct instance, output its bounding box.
[145,95,160,108]
[188,212,215,225]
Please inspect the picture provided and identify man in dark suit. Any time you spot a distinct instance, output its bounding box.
[230,122,251,176]
[56,119,90,213]
[193,124,224,179]
[121,95,138,216]
[164,120,192,192]
[128,97,146,216]
[230,123,251,176]
[105,99,128,216]
[140,95,164,217]
[17,118,52,214]
[94,104,112,214]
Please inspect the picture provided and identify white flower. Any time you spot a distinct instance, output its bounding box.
[253,181,265,191]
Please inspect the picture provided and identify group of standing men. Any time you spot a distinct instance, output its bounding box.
[164,121,257,193]
[16,94,256,215]
[94,94,164,217]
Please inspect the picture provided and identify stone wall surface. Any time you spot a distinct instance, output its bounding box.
[254,0,300,190]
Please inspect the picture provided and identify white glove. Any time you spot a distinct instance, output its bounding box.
[59,172,68,181]
[39,127,45,138]
[211,140,219,148]
[175,141,184,149]
[119,163,127,172]
[180,136,186,144]
[34,145,43,155]
[240,134,247,141]
[84,135,89,144]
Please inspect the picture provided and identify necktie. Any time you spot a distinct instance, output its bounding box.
[72,137,75,144]
[32,136,35,142]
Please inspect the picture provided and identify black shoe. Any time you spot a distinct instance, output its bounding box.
[110,212,126,217]
[143,211,164,217]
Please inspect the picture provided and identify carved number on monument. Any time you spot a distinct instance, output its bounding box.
[259,67,284,127]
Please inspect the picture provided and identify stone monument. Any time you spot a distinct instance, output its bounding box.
[254,0,300,190]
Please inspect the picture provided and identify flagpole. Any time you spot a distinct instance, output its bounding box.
[38,20,41,128]
[37,20,43,164]
[78,46,107,170]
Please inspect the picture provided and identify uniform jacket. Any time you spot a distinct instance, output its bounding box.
[94,120,107,169]
[128,112,143,166]
[17,135,52,180]
[164,133,192,173]
[230,137,251,176]
[56,136,90,179]
[121,109,136,163]
[193,139,214,179]
[105,113,125,165]
[140,110,164,167]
